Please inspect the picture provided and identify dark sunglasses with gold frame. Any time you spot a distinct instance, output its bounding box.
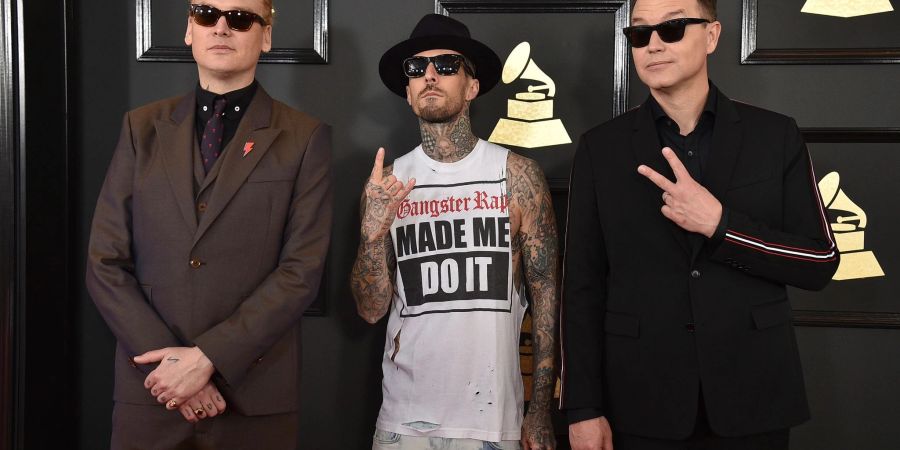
[189,4,269,32]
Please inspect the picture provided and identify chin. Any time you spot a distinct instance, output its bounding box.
[639,74,680,91]
[419,109,454,123]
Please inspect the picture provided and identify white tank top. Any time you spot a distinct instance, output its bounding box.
[375,139,526,442]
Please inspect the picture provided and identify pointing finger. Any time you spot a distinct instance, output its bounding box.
[661,147,690,182]
[637,165,675,192]
[370,148,385,183]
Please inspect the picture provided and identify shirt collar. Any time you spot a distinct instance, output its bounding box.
[195,80,258,121]
[648,80,719,124]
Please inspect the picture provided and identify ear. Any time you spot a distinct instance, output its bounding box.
[465,77,480,101]
[705,21,722,55]
[184,17,193,46]
[405,85,412,106]
[261,25,273,53]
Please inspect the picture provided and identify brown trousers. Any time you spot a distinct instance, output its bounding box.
[111,403,298,450]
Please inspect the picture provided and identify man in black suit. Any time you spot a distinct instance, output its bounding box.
[560,0,838,449]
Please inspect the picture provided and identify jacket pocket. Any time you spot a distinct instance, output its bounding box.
[752,297,791,330]
[604,311,640,338]
[247,167,295,183]
[727,172,777,191]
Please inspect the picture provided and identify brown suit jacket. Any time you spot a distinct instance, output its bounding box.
[86,86,332,416]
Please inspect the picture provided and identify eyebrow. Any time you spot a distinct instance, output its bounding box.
[632,8,687,25]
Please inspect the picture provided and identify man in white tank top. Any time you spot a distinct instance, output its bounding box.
[351,14,560,450]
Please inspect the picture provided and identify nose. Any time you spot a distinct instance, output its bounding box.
[423,62,439,83]
[213,15,231,35]
[646,29,665,52]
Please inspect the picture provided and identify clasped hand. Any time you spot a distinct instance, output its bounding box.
[134,346,222,422]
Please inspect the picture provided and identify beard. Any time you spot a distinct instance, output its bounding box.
[415,88,464,123]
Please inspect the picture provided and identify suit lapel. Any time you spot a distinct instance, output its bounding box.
[156,94,199,234]
[690,91,743,262]
[703,93,743,206]
[631,101,691,255]
[193,87,281,246]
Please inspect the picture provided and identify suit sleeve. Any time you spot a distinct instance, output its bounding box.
[709,118,838,290]
[193,123,333,387]
[85,112,184,372]
[560,137,608,421]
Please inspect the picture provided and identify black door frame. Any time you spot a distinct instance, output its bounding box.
[1,0,75,448]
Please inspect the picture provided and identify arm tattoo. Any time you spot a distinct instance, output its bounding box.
[351,171,399,324]
[419,102,478,163]
[508,154,560,416]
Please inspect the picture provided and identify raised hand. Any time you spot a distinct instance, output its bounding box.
[361,147,415,243]
[637,147,722,238]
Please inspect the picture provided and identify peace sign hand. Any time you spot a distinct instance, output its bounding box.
[361,148,416,243]
[637,147,722,238]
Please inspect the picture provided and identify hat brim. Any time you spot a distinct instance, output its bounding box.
[379,35,501,98]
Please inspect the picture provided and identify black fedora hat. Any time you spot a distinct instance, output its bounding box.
[379,14,501,98]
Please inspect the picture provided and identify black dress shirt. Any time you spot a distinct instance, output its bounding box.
[195,80,258,150]
[648,84,717,181]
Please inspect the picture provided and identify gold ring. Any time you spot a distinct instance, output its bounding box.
[167,399,177,408]
[194,407,205,416]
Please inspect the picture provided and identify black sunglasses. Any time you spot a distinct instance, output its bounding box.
[623,18,710,48]
[189,4,268,32]
[403,54,475,78]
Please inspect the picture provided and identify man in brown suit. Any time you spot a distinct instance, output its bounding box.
[85,1,331,448]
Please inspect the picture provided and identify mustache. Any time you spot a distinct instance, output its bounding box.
[419,85,445,99]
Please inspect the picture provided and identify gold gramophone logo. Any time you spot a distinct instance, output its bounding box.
[488,42,571,149]
[818,172,885,280]
[802,0,894,18]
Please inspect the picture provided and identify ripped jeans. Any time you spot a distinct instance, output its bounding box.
[372,429,522,450]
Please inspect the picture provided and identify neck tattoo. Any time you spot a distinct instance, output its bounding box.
[419,103,478,163]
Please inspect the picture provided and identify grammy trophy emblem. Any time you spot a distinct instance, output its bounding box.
[801,0,894,18]
[818,172,885,280]
[489,42,571,149]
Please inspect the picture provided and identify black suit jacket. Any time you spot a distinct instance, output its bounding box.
[86,86,332,416]
[560,87,838,439]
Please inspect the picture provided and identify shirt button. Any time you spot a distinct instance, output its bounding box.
[687,150,694,157]
[190,258,202,269]
[234,106,240,112]
[197,202,208,212]
[691,269,701,279]
[202,106,208,112]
